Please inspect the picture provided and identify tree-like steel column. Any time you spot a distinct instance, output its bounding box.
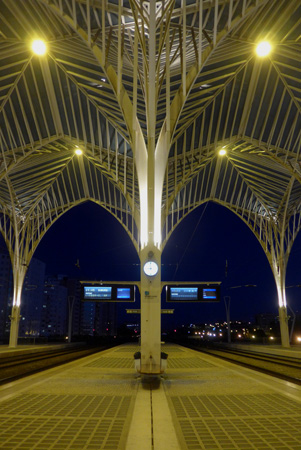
[272,258,290,348]
[9,255,27,348]
[139,1,162,374]
[140,246,162,374]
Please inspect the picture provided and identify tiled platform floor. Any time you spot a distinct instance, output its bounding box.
[0,344,300,449]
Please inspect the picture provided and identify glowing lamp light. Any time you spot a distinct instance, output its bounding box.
[256,41,272,57]
[297,336,301,343]
[219,148,227,156]
[75,148,83,155]
[32,39,47,55]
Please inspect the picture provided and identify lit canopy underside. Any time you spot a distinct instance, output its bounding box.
[0,0,300,266]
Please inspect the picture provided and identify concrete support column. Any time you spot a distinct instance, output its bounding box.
[9,263,26,348]
[274,268,290,348]
[278,305,290,348]
[9,305,21,347]
[140,245,161,374]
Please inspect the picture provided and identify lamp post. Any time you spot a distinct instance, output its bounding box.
[224,296,231,343]
[68,296,75,343]
[224,285,257,344]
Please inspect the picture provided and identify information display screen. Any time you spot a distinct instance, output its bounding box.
[166,285,220,302]
[84,286,112,300]
[203,288,219,301]
[81,284,135,302]
[169,287,198,301]
[117,287,131,299]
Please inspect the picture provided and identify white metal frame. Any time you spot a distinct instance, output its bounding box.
[0,0,299,354]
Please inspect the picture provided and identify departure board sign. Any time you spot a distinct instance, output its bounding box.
[81,284,135,302]
[117,287,131,299]
[166,285,220,302]
[169,287,198,301]
[203,288,219,301]
[84,286,112,300]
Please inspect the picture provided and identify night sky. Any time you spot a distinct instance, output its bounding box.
[29,200,301,329]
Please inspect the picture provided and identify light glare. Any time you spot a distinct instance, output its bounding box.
[219,148,227,156]
[75,148,83,155]
[32,40,47,55]
[256,41,271,57]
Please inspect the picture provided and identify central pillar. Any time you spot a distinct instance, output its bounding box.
[140,245,161,374]
[274,269,290,348]
[9,305,21,348]
[278,306,290,348]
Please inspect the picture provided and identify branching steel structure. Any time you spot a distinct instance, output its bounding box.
[0,0,300,355]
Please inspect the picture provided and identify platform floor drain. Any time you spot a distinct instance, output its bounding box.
[169,394,301,450]
[171,393,301,418]
[0,394,131,418]
[176,416,301,450]
[167,357,215,369]
[0,394,132,450]
[0,416,125,450]
[85,358,134,368]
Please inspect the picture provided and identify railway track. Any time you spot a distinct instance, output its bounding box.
[0,345,109,385]
[183,342,301,385]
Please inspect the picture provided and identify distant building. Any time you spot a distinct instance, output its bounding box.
[97,303,117,337]
[41,276,68,337]
[19,258,46,337]
[80,301,117,337]
[255,313,278,332]
[80,301,97,336]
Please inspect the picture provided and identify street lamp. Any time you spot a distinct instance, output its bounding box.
[31,39,47,55]
[224,296,231,343]
[224,285,257,344]
[68,296,75,343]
[256,41,272,57]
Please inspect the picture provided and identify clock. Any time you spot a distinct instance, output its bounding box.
[143,261,159,277]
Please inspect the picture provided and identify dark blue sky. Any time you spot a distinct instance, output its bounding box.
[32,200,301,327]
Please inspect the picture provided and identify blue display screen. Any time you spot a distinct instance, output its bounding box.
[82,285,135,302]
[84,286,112,299]
[117,287,131,299]
[170,287,198,300]
[203,288,217,300]
[167,285,220,302]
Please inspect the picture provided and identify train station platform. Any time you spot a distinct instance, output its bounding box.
[0,343,301,450]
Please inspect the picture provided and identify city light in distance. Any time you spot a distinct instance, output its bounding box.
[256,41,272,57]
[32,39,47,55]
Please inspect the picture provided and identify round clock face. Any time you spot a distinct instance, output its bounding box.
[143,261,159,277]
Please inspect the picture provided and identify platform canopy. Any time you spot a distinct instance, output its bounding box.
[0,0,300,273]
